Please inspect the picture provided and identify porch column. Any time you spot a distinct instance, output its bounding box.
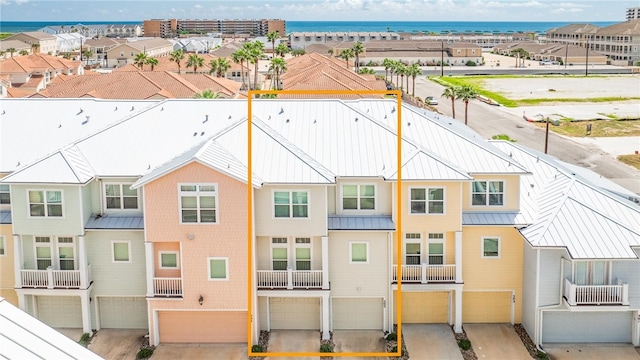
[145,242,154,297]
[632,311,639,347]
[454,288,462,333]
[455,231,463,283]
[13,235,22,288]
[321,236,329,289]
[80,292,91,333]
[321,293,330,340]
[17,292,26,311]
[78,235,88,288]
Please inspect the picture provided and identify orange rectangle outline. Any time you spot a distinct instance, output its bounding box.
[247,89,403,357]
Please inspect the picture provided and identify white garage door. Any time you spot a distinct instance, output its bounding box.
[270,297,320,330]
[333,298,383,330]
[99,297,148,329]
[543,311,632,343]
[37,296,82,328]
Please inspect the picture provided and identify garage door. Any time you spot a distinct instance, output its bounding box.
[270,297,320,330]
[158,311,246,343]
[37,296,82,328]
[463,291,511,323]
[543,311,631,343]
[99,297,148,329]
[333,298,383,330]
[394,291,449,323]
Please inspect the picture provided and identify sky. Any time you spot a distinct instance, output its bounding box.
[0,0,635,22]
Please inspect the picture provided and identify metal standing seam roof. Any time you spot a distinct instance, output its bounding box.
[0,147,94,184]
[462,211,530,226]
[84,215,144,230]
[328,215,395,231]
[0,210,11,224]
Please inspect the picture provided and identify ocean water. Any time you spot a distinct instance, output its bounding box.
[0,20,616,35]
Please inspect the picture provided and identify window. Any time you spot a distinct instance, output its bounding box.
[428,233,444,264]
[350,242,368,264]
[295,237,311,270]
[35,236,52,270]
[271,237,288,270]
[410,188,444,214]
[575,261,608,285]
[159,252,179,269]
[405,233,421,265]
[28,190,63,217]
[482,237,500,258]
[208,257,228,280]
[112,241,131,262]
[0,236,5,255]
[57,237,75,270]
[179,184,217,223]
[0,184,9,205]
[343,185,375,210]
[105,184,138,210]
[472,181,504,206]
[274,191,308,218]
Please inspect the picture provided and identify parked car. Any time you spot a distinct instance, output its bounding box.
[425,96,438,105]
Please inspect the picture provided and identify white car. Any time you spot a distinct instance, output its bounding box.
[425,96,438,105]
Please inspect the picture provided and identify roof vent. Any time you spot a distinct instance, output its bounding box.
[82,116,90,125]
[147,164,151,170]
[16,161,20,167]
[193,132,197,136]
[227,164,231,168]
[384,114,387,119]
[313,119,317,124]
[355,117,358,122]
[286,119,290,123]
[58,124,62,128]
[279,107,284,114]
[203,115,208,123]
[1,110,5,115]
[161,107,164,111]
[130,106,135,111]
[201,132,205,136]
[268,115,271,120]
[78,108,83,114]
[228,115,232,119]
[408,122,411,126]
[114,107,117,111]
[391,106,396,113]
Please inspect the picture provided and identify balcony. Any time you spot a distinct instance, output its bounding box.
[257,269,324,290]
[563,278,629,306]
[20,264,92,289]
[153,277,183,297]
[393,264,457,283]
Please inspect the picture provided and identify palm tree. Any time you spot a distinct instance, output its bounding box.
[266,31,279,57]
[268,57,287,90]
[275,43,289,58]
[291,49,305,57]
[457,84,478,125]
[339,48,354,69]
[19,50,29,56]
[249,41,265,90]
[194,89,221,99]
[145,57,159,71]
[134,52,147,70]
[209,57,231,78]
[83,50,93,65]
[231,49,248,90]
[441,86,459,119]
[358,67,376,75]
[397,64,407,92]
[31,43,40,54]
[382,58,394,83]
[352,41,364,73]
[407,63,421,96]
[169,49,185,74]
[186,54,204,73]
[6,48,16,58]
[328,49,334,56]
[240,43,254,89]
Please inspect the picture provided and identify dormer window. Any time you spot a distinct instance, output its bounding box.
[105,184,138,210]
[0,184,9,205]
[471,181,504,206]
[342,185,375,210]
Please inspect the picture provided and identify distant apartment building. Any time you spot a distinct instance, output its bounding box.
[627,7,640,20]
[3,32,57,55]
[39,24,142,38]
[290,32,401,49]
[143,19,285,38]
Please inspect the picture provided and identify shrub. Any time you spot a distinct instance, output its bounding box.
[458,339,471,351]
[491,134,516,142]
[251,345,263,352]
[385,332,398,341]
[136,348,154,359]
[536,351,550,360]
[389,345,398,353]
[465,60,477,66]
[78,333,91,347]
[320,343,333,353]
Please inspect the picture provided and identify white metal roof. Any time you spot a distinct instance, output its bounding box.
[0,297,103,359]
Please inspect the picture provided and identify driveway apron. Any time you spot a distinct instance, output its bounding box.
[464,323,530,360]
[332,330,386,359]
[266,330,319,359]
[402,324,463,360]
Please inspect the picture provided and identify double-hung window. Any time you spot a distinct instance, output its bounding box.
[350,242,369,264]
[295,238,311,270]
[112,241,131,262]
[0,184,10,205]
[28,190,63,217]
[343,185,375,210]
[179,184,217,223]
[208,257,228,280]
[574,261,608,285]
[410,188,444,214]
[35,236,52,270]
[405,233,421,265]
[271,237,288,270]
[482,237,500,258]
[274,191,308,218]
[0,235,5,256]
[472,181,504,206]
[57,237,75,270]
[428,233,445,265]
[105,184,138,210]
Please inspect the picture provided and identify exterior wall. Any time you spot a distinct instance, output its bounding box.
[392,231,456,265]
[153,242,181,278]
[539,249,564,306]
[521,241,537,337]
[11,184,84,236]
[461,174,520,212]
[401,181,462,232]
[335,178,392,215]
[254,184,327,237]
[327,186,336,214]
[461,226,522,323]
[80,184,93,224]
[0,224,17,305]
[612,259,640,309]
[85,230,146,296]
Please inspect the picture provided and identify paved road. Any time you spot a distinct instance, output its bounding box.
[412,76,640,195]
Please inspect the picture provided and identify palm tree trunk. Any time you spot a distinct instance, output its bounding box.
[464,100,469,125]
[412,77,416,96]
[254,62,259,90]
[246,60,252,90]
[451,98,456,119]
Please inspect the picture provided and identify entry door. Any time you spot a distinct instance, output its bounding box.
[57,237,75,270]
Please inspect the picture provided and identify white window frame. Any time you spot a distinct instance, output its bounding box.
[0,184,10,206]
[273,190,310,219]
[341,184,376,211]
[270,237,289,270]
[349,241,369,264]
[294,237,312,270]
[573,261,610,285]
[404,233,422,265]
[178,183,218,224]
[103,183,139,211]
[207,257,229,281]
[409,187,445,215]
[111,240,131,263]
[471,180,505,207]
[481,236,501,259]
[57,236,75,270]
[0,235,5,256]
[34,236,53,270]
[159,251,180,269]
[427,233,445,265]
[27,189,64,218]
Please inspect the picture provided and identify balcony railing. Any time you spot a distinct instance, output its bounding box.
[153,277,183,297]
[563,278,629,306]
[393,264,457,283]
[257,269,323,289]
[20,264,92,289]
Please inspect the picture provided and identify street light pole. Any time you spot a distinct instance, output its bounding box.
[544,117,550,154]
[585,38,589,77]
[564,43,568,69]
[441,39,444,77]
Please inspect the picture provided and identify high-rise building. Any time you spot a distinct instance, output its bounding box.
[627,7,640,20]
[143,19,285,38]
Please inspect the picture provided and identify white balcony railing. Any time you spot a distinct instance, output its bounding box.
[153,277,183,296]
[393,264,457,283]
[564,278,629,306]
[20,264,92,289]
[257,269,323,289]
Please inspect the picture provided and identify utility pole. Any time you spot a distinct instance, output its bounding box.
[441,39,444,77]
[585,38,589,77]
[564,43,568,69]
[544,117,550,154]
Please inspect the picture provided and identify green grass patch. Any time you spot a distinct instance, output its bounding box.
[491,134,517,142]
[430,76,518,107]
[0,33,13,40]
[518,97,640,106]
[534,119,640,137]
[617,154,640,170]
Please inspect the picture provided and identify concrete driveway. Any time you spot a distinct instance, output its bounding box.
[87,329,147,360]
[266,330,318,359]
[333,330,386,359]
[152,343,247,360]
[464,323,530,360]
[543,343,640,360]
[402,324,463,360]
